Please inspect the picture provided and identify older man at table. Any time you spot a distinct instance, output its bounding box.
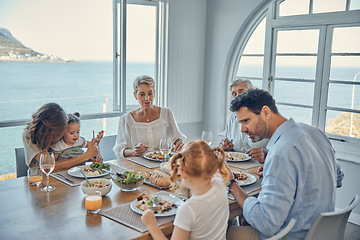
[226,89,344,240]
[219,78,268,163]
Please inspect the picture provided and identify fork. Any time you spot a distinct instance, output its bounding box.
[151,197,160,210]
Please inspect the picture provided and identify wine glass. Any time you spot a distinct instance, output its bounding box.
[202,131,213,146]
[27,167,43,187]
[40,153,56,192]
[160,138,172,161]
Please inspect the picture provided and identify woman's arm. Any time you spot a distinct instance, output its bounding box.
[113,115,133,158]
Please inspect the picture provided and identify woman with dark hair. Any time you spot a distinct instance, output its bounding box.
[23,103,99,171]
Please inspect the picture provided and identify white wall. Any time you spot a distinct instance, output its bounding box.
[167,0,207,141]
[203,0,265,145]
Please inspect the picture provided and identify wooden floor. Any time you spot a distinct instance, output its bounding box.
[345,222,360,240]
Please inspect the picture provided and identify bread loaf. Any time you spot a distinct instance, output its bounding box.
[150,170,171,187]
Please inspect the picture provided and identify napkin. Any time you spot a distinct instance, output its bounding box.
[127,157,161,169]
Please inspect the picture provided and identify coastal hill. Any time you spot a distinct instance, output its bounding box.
[0,28,67,62]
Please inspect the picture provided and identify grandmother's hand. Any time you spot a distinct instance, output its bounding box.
[173,139,184,152]
[134,143,148,156]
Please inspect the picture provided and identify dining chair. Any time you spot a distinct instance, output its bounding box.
[15,147,28,177]
[304,194,360,240]
[98,135,117,161]
[266,218,296,240]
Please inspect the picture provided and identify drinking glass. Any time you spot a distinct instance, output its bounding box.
[27,167,43,187]
[40,153,56,192]
[85,191,102,214]
[160,138,172,161]
[201,131,213,145]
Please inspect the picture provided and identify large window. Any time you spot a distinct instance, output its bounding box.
[114,0,168,112]
[232,0,360,152]
[0,0,168,178]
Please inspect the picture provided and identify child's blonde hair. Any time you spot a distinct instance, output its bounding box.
[169,140,231,187]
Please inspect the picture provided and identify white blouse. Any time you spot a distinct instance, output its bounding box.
[113,107,186,158]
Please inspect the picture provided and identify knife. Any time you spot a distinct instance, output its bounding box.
[55,173,75,183]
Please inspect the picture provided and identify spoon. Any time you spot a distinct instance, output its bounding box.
[80,169,91,187]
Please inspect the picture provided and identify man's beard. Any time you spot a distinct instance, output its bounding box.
[245,117,267,142]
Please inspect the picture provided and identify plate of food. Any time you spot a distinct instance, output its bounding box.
[130,192,182,217]
[67,163,111,178]
[143,151,175,162]
[225,152,251,162]
[144,170,172,189]
[233,171,256,186]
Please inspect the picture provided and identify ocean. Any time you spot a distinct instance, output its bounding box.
[0,61,359,175]
[0,61,154,175]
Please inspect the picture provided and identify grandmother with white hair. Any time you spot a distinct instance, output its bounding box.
[219,78,268,163]
[113,75,186,158]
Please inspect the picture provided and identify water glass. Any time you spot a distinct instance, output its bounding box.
[27,167,43,187]
[40,152,56,192]
[85,191,102,214]
[201,131,213,146]
[160,138,172,161]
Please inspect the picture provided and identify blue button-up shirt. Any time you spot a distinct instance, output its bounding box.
[243,118,343,239]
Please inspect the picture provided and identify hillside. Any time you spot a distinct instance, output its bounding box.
[0,28,65,62]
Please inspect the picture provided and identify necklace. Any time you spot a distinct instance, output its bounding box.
[143,112,150,122]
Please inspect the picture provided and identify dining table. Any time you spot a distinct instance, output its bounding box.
[0,156,261,240]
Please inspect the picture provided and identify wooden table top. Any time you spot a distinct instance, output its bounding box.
[0,158,261,240]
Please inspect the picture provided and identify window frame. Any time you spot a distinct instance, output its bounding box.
[113,0,168,113]
[226,0,360,155]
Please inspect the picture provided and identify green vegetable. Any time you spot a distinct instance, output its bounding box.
[90,163,110,174]
[116,170,145,185]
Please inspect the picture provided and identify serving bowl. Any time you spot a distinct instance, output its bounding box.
[111,170,146,192]
[80,178,112,196]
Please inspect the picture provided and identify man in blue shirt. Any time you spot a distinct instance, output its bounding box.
[226,89,344,240]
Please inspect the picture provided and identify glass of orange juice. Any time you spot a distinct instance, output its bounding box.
[27,167,43,187]
[85,191,102,214]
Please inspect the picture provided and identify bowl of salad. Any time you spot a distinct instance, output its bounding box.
[81,178,112,196]
[111,169,146,192]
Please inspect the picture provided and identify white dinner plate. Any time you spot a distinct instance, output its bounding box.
[130,194,182,217]
[225,152,251,162]
[143,151,176,162]
[234,172,256,186]
[67,165,110,178]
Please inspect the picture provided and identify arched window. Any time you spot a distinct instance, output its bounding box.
[228,0,360,152]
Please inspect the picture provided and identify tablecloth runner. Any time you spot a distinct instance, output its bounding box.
[127,157,161,169]
[100,191,178,232]
[227,159,261,170]
[50,171,84,187]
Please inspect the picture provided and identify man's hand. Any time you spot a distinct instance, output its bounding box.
[257,165,264,179]
[246,147,265,163]
[219,138,234,151]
